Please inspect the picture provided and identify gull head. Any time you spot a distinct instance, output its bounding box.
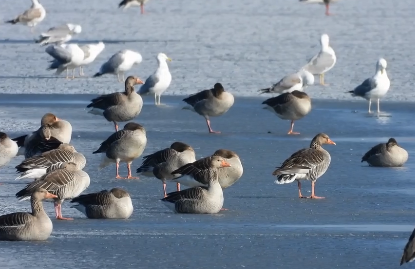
[320,34,330,47]
[298,69,314,87]
[377,58,387,73]
[157,53,172,62]
[73,25,82,34]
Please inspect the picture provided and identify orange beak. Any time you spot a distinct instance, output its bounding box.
[136,78,144,85]
[55,117,60,121]
[220,160,231,167]
[326,139,336,145]
[45,192,58,199]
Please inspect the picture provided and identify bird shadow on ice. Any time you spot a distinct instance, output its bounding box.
[0,39,181,45]
[0,75,55,79]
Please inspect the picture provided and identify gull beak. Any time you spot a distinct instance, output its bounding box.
[220,160,231,167]
[326,139,336,145]
[167,57,172,62]
[45,192,58,199]
[136,78,144,84]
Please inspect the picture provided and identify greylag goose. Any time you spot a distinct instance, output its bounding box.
[262,91,312,135]
[161,157,231,214]
[5,0,46,33]
[70,188,133,219]
[172,149,243,189]
[93,50,142,82]
[301,34,336,85]
[0,188,57,241]
[348,58,390,114]
[15,143,86,180]
[119,0,150,14]
[136,142,196,197]
[182,83,234,133]
[0,132,18,168]
[13,113,72,158]
[35,23,82,46]
[16,162,90,220]
[401,228,415,265]
[93,122,147,179]
[273,133,335,199]
[259,69,314,94]
[138,53,172,105]
[361,138,408,167]
[87,76,144,132]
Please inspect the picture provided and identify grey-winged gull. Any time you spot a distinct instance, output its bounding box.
[93,50,142,82]
[348,58,390,114]
[35,24,82,46]
[259,69,314,94]
[79,42,105,76]
[301,34,336,86]
[46,44,85,79]
[119,0,150,14]
[5,0,46,33]
[138,53,172,106]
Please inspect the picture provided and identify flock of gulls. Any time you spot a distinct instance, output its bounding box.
[1,0,415,266]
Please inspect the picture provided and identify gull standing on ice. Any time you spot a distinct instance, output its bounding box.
[302,34,336,86]
[138,53,172,106]
[119,0,150,14]
[93,50,142,82]
[79,42,105,76]
[5,0,46,33]
[46,44,85,79]
[348,58,390,114]
[35,24,82,46]
[259,69,314,94]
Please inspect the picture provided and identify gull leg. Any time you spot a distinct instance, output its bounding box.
[115,162,123,179]
[126,163,139,179]
[309,181,325,199]
[206,118,221,134]
[66,69,69,79]
[377,99,380,114]
[163,182,167,198]
[56,203,73,220]
[298,181,306,198]
[368,99,372,113]
[154,94,158,105]
[72,69,75,79]
[141,5,145,14]
[325,3,330,15]
[176,182,180,191]
[157,95,161,105]
[113,121,119,132]
[287,120,300,135]
[122,73,125,82]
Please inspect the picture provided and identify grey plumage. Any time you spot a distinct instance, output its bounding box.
[401,228,415,265]
[349,78,377,98]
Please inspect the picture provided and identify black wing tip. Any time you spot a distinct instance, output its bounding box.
[5,19,17,24]
[259,88,270,94]
[93,72,102,78]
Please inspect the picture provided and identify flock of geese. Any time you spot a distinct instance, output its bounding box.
[3,0,415,266]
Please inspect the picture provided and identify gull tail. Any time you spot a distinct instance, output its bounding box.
[5,19,18,24]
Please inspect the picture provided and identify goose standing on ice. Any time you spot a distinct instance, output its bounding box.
[138,53,172,105]
[348,58,390,114]
[94,50,142,82]
[259,69,314,94]
[136,142,196,197]
[87,76,144,132]
[119,0,150,14]
[302,34,336,86]
[0,132,18,168]
[182,83,234,133]
[0,188,57,241]
[273,133,335,199]
[15,143,86,180]
[13,113,72,158]
[16,162,90,220]
[93,123,147,179]
[161,157,231,214]
[5,0,46,33]
[361,138,408,167]
[70,188,133,219]
[262,91,312,135]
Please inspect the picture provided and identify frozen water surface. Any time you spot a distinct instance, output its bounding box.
[0,95,414,268]
[0,0,415,267]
